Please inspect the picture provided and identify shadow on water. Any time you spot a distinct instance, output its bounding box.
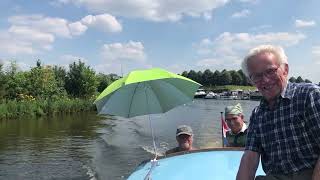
[0,100,260,180]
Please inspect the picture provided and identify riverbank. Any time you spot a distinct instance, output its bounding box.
[0,98,96,120]
[202,85,256,93]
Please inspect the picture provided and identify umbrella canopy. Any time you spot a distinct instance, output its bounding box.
[94,68,201,118]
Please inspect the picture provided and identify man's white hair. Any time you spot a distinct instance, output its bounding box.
[241,45,288,77]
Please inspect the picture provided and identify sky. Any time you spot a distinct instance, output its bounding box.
[0,0,319,83]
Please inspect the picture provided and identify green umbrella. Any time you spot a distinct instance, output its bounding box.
[94,68,201,118]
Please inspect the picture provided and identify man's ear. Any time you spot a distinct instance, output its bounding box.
[240,114,245,121]
[283,63,289,76]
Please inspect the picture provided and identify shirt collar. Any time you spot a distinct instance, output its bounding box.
[281,81,295,99]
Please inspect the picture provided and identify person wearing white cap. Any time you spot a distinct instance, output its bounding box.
[166,125,194,155]
[225,103,247,147]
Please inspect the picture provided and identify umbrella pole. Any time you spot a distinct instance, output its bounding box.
[145,85,158,160]
[148,114,157,159]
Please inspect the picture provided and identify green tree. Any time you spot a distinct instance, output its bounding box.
[289,77,296,83]
[65,61,98,98]
[96,73,112,93]
[181,71,188,77]
[230,70,243,85]
[304,79,312,83]
[212,70,221,86]
[220,70,232,85]
[4,61,29,99]
[237,70,250,86]
[196,71,203,85]
[27,64,61,99]
[187,70,197,82]
[202,69,214,86]
[296,76,304,83]
[0,63,7,99]
[53,65,67,92]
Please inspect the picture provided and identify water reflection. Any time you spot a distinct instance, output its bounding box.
[0,112,105,180]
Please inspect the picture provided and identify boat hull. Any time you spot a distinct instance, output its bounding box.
[128,148,265,180]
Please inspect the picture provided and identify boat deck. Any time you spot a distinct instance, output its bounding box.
[128,148,265,180]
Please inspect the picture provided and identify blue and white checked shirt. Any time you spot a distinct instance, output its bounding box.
[245,82,320,174]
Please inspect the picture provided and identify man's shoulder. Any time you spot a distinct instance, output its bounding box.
[289,82,320,95]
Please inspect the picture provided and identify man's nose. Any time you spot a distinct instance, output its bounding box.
[260,74,272,83]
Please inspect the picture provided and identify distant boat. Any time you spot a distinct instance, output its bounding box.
[216,94,238,100]
[128,148,265,180]
[204,91,216,99]
[194,89,206,98]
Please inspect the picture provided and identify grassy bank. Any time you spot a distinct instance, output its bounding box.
[203,85,256,93]
[0,98,96,120]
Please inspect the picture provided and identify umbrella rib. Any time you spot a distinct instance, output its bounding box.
[127,82,140,117]
[147,81,164,113]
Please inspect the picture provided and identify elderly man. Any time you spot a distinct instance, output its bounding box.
[236,45,320,180]
[166,125,194,155]
[225,103,247,147]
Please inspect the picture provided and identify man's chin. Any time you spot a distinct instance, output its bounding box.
[180,145,190,150]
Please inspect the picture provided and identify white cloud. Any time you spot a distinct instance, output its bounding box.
[203,11,213,21]
[60,54,87,63]
[8,15,72,38]
[81,14,122,33]
[0,30,42,54]
[9,26,55,46]
[196,58,221,67]
[48,54,88,69]
[295,19,316,28]
[195,31,306,69]
[197,32,306,56]
[101,41,146,63]
[311,46,320,64]
[68,21,88,36]
[1,14,122,55]
[1,59,31,72]
[55,0,230,22]
[231,9,250,18]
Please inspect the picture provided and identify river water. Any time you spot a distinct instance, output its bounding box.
[0,99,259,180]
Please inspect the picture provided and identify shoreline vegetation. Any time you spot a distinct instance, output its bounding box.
[0,98,96,120]
[0,60,315,120]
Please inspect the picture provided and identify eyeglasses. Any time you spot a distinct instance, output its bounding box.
[249,66,280,83]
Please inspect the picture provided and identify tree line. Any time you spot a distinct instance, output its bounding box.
[180,69,317,87]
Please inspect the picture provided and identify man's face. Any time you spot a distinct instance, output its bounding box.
[225,114,244,134]
[247,52,288,103]
[176,134,193,150]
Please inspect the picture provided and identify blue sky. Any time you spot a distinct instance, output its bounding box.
[0,0,319,82]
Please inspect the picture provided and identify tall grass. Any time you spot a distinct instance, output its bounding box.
[0,98,96,120]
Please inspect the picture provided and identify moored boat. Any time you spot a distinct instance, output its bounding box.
[194,89,206,98]
[204,91,216,99]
